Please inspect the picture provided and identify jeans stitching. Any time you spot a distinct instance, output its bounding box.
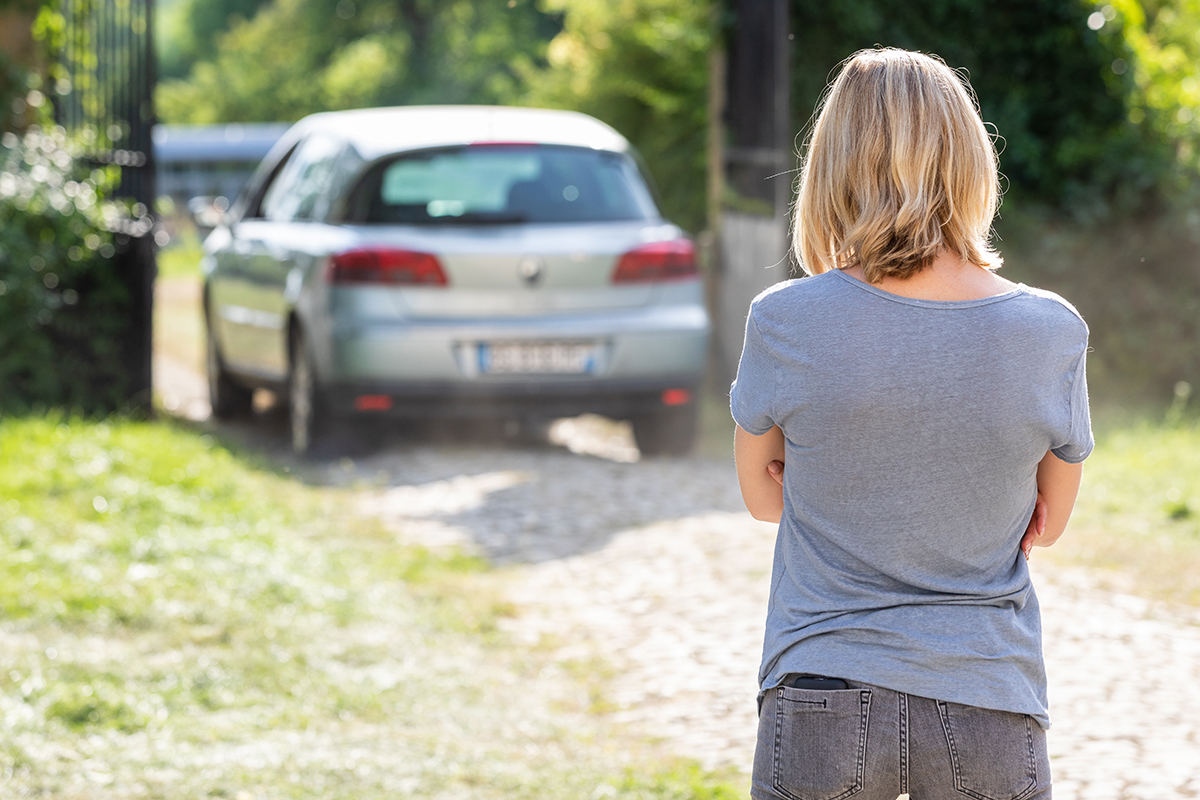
[855,689,871,796]
[899,693,908,794]
[939,701,1039,800]
[1011,716,1039,800]
[773,687,786,799]
[770,688,870,800]
[784,699,829,709]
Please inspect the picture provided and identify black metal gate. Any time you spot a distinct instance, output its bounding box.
[54,0,157,412]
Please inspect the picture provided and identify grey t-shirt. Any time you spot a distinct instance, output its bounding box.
[730,269,1092,728]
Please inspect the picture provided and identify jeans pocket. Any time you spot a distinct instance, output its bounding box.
[937,701,1040,800]
[771,686,871,800]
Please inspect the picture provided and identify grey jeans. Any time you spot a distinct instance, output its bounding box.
[751,678,1051,800]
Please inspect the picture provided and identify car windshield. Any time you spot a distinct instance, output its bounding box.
[350,144,660,224]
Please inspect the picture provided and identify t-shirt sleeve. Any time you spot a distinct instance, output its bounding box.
[729,311,776,435]
[1051,346,1094,463]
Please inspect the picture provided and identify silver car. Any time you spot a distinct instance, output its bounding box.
[201,106,710,456]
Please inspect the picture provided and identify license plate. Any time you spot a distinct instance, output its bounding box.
[479,341,598,374]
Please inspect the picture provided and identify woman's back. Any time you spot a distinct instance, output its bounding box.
[733,48,1090,800]
[733,268,1091,725]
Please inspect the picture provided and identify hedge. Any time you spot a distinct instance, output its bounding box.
[0,127,141,414]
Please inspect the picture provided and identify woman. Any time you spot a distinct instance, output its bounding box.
[731,49,1090,800]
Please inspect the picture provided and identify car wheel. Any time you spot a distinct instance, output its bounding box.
[288,327,329,457]
[631,403,698,457]
[206,310,253,419]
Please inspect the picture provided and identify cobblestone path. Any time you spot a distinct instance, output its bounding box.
[346,419,1200,800]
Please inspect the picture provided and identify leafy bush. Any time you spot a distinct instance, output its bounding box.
[0,127,136,414]
[790,0,1167,218]
[515,0,711,234]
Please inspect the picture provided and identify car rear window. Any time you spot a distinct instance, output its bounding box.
[349,145,660,224]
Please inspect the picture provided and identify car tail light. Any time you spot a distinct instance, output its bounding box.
[329,248,447,286]
[662,388,693,406]
[354,394,394,411]
[612,240,697,283]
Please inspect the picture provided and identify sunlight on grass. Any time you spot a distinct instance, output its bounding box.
[156,226,204,279]
[1039,415,1200,605]
[0,414,747,799]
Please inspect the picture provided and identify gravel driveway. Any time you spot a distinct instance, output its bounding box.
[156,341,1200,799]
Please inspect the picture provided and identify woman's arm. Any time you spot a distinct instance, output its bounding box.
[734,424,786,523]
[1020,450,1085,558]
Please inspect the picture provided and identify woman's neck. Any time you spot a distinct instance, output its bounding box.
[842,251,1016,302]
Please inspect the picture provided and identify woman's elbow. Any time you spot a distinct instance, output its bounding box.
[746,498,783,524]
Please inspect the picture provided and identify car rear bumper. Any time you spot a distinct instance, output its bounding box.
[322,304,710,383]
[323,376,701,419]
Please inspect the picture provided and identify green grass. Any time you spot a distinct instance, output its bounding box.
[0,414,747,799]
[1036,409,1200,605]
[157,225,204,279]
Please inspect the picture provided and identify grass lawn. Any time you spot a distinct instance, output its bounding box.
[0,415,742,799]
[4,406,1199,796]
[157,227,204,281]
[1037,409,1200,606]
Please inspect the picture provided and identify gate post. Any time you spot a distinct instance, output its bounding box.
[54,0,158,414]
[711,0,792,388]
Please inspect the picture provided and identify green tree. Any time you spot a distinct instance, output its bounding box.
[156,0,561,124]
[157,0,272,81]
[516,0,712,232]
[1106,0,1200,191]
[790,0,1168,219]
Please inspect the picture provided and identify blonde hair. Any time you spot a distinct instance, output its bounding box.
[794,48,1002,281]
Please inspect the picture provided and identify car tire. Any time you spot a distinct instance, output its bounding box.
[631,403,698,457]
[288,327,331,457]
[206,310,253,420]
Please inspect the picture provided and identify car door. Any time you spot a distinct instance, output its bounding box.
[212,134,345,379]
[208,140,298,379]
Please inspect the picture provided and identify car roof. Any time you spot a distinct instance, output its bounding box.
[285,105,631,160]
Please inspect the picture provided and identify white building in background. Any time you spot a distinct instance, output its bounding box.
[153,122,291,207]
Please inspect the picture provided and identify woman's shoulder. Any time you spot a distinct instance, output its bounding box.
[1009,284,1090,336]
[749,271,846,317]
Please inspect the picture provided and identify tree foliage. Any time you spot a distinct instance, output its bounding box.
[0,129,134,413]
[515,0,711,233]
[1107,0,1200,192]
[790,0,1173,219]
[156,0,561,124]
[157,0,273,81]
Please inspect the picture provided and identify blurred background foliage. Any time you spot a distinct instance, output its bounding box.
[513,0,710,243]
[154,0,563,122]
[0,129,133,413]
[5,0,1200,404]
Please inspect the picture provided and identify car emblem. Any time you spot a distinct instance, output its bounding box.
[518,256,543,285]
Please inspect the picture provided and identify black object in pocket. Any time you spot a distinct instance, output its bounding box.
[772,684,871,800]
[784,674,850,690]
